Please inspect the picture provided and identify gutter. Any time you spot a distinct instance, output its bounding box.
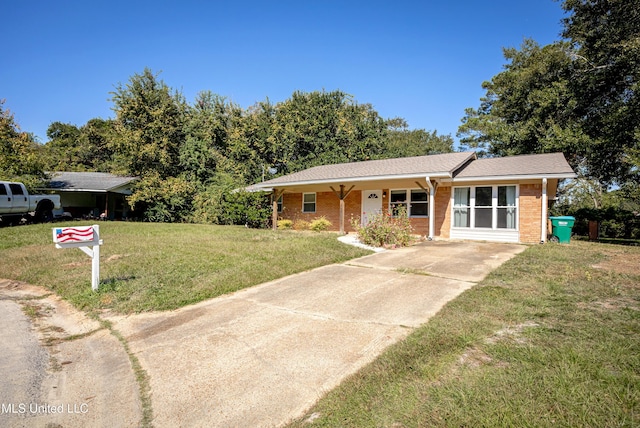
[441,173,577,183]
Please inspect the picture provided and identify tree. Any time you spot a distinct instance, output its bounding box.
[458,1,639,186]
[0,100,45,190]
[384,118,454,157]
[180,91,239,184]
[267,90,388,174]
[458,40,589,165]
[110,68,186,177]
[561,0,640,184]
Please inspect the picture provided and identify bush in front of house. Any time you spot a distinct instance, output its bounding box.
[351,206,413,247]
[293,219,310,230]
[277,219,293,230]
[310,216,332,232]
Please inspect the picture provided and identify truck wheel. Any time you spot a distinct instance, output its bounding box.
[35,200,55,223]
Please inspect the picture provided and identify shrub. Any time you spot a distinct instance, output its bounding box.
[351,206,413,247]
[277,219,293,230]
[310,216,332,232]
[219,190,272,228]
[293,219,310,230]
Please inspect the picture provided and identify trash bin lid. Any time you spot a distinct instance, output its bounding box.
[549,216,575,220]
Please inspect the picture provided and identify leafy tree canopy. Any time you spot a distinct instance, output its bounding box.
[0,99,45,190]
[459,0,639,186]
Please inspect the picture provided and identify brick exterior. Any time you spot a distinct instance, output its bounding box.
[518,183,543,243]
[434,186,451,239]
[279,182,545,243]
[281,191,362,232]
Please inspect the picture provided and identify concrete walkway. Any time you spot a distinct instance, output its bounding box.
[105,240,525,427]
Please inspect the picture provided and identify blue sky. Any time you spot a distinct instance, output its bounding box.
[3,1,567,146]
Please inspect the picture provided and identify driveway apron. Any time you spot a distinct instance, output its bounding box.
[106,240,525,427]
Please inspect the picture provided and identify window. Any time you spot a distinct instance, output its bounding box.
[390,189,428,217]
[474,186,492,228]
[390,190,407,216]
[0,184,7,195]
[453,187,470,227]
[277,195,283,213]
[302,193,316,213]
[497,186,517,229]
[9,183,24,195]
[452,185,517,230]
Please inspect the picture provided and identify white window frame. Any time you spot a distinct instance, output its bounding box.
[302,192,316,213]
[389,188,429,218]
[451,185,519,230]
[277,195,283,213]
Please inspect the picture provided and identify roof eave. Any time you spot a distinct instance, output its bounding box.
[263,171,454,188]
[443,172,577,183]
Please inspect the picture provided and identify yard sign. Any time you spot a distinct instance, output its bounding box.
[52,225,103,291]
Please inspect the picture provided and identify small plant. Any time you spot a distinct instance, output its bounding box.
[277,219,293,230]
[293,219,310,230]
[351,206,413,247]
[310,216,332,232]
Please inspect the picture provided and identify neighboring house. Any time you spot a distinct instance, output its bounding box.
[40,172,138,220]
[248,152,576,244]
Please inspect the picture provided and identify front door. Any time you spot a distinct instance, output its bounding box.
[362,190,382,225]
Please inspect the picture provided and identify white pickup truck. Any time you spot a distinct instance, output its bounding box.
[0,181,62,224]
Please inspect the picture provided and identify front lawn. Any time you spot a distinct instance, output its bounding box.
[0,222,370,314]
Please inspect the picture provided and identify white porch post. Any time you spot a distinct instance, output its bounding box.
[426,176,435,241]
[540,178,548,243]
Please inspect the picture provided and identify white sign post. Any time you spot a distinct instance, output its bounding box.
[52,225,103,291]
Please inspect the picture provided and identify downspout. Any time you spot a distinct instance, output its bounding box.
[540,178,548,244]
[426,177,435,241]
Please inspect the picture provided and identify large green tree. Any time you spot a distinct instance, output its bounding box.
[458,40,589,166]
[110,68,187,177]
[267,90,388,174]
[561,0,640,184]
[385,118,454,157]
[458,0,639,186]
[0,100,45,190]
[42,119,116,172]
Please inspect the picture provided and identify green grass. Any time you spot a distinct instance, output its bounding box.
[288,241,640,427]
[0,222,370,314]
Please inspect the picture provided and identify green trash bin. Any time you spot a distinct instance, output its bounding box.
[549,216,575,243]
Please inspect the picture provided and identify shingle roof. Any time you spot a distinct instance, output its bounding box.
[255,152,476,188]
[453,153,576,179]
[43,172,138,192]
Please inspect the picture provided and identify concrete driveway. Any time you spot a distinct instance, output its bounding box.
[104,240,525,427]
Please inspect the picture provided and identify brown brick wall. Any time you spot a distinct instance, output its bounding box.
[280,191,362,232]
[433,186,451,239]
[281,183,544,243]
[280,190,429,234]
[519,183,543,243]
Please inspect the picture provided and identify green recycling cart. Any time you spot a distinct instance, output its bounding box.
[549,216,575,243]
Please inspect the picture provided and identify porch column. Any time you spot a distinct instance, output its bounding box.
[330,184,355,234]
[540,178,548,243]
[272,189,284,231]
[418,178,437,240]
[425,177,435,240]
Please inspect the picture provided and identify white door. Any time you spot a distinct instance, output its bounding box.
[362,190,382,225]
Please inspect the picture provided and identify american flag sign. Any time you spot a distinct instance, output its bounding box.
[53,226,95,244]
